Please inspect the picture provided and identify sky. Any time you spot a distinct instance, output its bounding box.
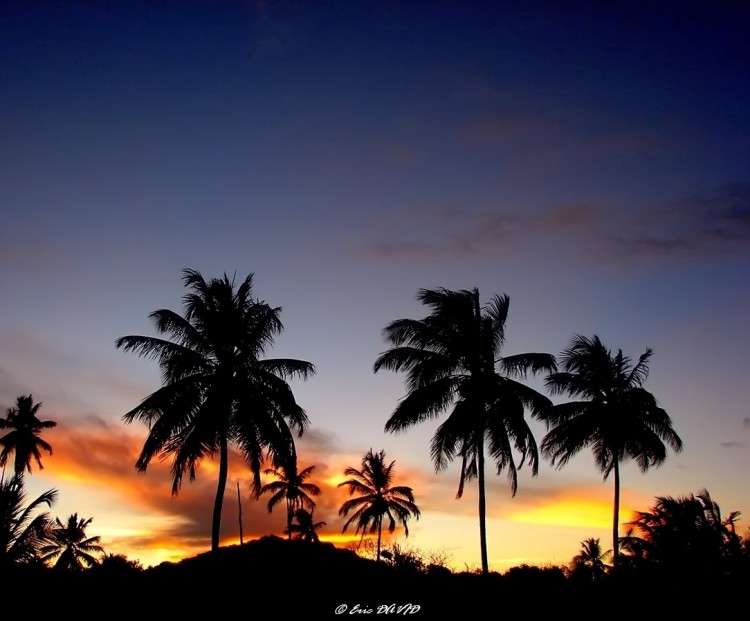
[1,1,748,572]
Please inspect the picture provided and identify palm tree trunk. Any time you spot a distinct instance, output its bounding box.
[236,481,244,545]
[211,434,229,552]
[287,497,293,540]
[377,515,383,562]
[612,459,620,568]
[478,441,489,575]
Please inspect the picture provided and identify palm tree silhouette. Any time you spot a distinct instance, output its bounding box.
[338,448,420,562]
[116,269,315,552]
[621,488,743,575]
[374,288,555,574]
[40,513,103,570]
[0,473,57,567]
[285,508,326,543]
[570,537,610,581]
[540,334,683,567]
[259,457,321,539]
[0,395,57,476]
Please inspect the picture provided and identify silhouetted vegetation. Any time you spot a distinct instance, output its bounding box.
[567,537,610,582]
[40,513,103,570]
[3,275,748,617]
[259,456,321,539]
[7,530,745,615]
[618,488,747,579]
[0,395,57,476]
[116,269,315,551]
[374,288,556,574]
[541,334,683,566]
[285,508,326,542]
[0,473,56,567]
[339,448,420,562]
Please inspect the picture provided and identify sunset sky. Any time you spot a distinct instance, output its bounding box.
[1,1,748,572]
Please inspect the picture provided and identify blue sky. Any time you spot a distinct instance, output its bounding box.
[1,1,748,570]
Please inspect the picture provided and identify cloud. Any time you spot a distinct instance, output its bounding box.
[720,441,746,449]
[34,418,436,565]
[609,184,750,261]
[742,417,750,429]
[0,328,156,416]
[357,183,750,266]
[0,230,68,274]
[357,201,598,263]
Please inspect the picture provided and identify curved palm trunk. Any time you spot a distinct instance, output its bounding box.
[478,441,489,575]
[211,434,229,552]
[612,459,620,568]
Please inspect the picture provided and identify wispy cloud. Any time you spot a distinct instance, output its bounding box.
[720,441,746,449]
[358,183,750,266]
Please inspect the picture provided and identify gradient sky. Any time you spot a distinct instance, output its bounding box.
[1,1,748,571]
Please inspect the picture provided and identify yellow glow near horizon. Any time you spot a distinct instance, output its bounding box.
[508,498,613,529]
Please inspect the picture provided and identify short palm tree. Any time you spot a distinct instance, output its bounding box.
[286,508,326,543]
[0,473,57,567]
[338,449,420,562]
[259,457,321,539]
[373,288,555,574]
[116,269,315,552]
[40,513,103,570]
[0,395,57,476]
[570,537,610,581]
[540,334,683,567]
[621,488,743,575]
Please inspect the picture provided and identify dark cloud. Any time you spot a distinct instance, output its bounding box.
[720,441,746,449]
[358,183,750,266]
[357,202,597,263]
[43,419,390,554]
[742,417,750,429]
[610,184,750,261]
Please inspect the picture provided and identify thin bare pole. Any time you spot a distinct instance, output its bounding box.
[237,481,244,545]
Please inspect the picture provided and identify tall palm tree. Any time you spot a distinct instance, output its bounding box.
[116,269,316,552]
[259,457,321,539]
[41,513,103,570]
[373,288,555,574]
[338,449,420,562]
[540,334,683,567]
[0,395,57,476]
[0,473,57,567]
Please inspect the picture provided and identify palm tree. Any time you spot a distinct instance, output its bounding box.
[621,488,743,575]
[373,288,555,574]
[540,334,683,567]
[0,395,57,476]
[259,457,321,539]
[41,513,103,570]
[285,508,326,543]
[0,473,57,567]
[116,269,316,552]
[570,537,610,581]
[338,448,420,562]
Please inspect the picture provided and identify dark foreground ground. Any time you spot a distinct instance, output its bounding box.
[4,536,746,617]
